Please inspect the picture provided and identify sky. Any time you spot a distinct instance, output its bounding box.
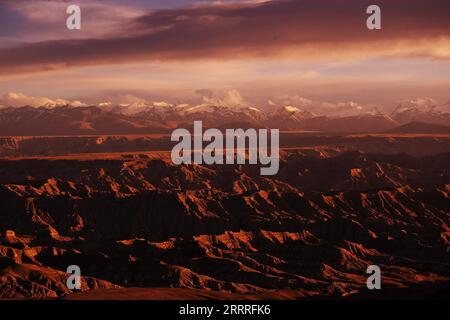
[0,0,449,113]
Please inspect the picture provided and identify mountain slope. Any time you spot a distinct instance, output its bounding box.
[0,106,170,135]
[391,100,450,125]
[387,122,450,134]
[1,102,449,135]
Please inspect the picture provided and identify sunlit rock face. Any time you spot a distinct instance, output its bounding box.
[0,150,449,299]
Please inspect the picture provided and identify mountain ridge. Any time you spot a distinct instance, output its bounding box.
[1,103,448,135]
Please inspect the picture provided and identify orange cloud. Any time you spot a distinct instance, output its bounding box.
[0,0,448,75]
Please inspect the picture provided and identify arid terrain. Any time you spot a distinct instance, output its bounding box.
[1,0,449,303]
[0,133,449,299]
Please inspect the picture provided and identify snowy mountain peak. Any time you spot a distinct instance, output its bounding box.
[391,98,450,125]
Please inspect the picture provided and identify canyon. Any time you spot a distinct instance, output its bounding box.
[0,143,448,299]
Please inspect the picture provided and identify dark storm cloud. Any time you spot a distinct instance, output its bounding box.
[0,0,448,74]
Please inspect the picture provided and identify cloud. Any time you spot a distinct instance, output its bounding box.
[0,92,86,108]
[318,101,380,117]
[1,0,145,45]
[0,0,448,74]
[196,89,250,109]
[269,95,381,117]
[115,94,148,106]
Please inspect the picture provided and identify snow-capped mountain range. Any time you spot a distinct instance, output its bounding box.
[0,95,448,135]
[390,98,450,125]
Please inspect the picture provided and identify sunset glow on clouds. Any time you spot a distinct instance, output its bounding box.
[0,0,449,112]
